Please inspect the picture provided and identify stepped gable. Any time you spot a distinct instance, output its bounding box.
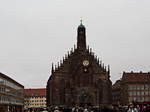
[50,47,110,77]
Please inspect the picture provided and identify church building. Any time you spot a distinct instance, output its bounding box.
[46,22,112,107]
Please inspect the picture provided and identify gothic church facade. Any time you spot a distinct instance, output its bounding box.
[46,23,112,107]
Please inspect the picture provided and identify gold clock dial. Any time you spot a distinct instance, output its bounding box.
[83,60,89,66]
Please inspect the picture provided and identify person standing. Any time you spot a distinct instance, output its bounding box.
[127,106,134,112]
[54,106,60,112]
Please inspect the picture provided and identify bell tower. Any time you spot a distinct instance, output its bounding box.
[77,20,86,50]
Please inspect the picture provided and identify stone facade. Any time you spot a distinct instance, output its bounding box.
[46,23,112,107]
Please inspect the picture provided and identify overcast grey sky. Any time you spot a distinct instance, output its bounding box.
[0,0,150,88]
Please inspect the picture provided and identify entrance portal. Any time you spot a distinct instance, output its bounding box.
[79,91,92,107]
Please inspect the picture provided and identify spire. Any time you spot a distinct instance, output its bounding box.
[97,58,99,64]
[77,20,86,50]
[63,56,65,62]
[58,62,59,68]
[104,66,106,71]
[51,63,54,73]
[60,60,62,66]
[65,54,67,59]
[90,48,92,54]
[103,63,104,69]
[87,45,89,51]
[68,51,70,57]
[55,65,57,70]
[80,18,82,24]
[100,60,102,67]
[74,44,76,50]
[108,65,110,74]
[71,48,73,53]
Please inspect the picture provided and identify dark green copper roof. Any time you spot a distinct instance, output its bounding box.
[78,23,85,28]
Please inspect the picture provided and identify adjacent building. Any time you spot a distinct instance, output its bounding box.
[47,22,112,107]
[112,80,121,106]
[0,72,24,112]
[24,88,46,109]
[112,71,150,106]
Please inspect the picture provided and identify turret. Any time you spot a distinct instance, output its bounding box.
[77,20,86,50]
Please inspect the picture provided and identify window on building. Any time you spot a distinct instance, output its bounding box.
[133,85,136,90]
[133,91,136,96]
[141,85,144,90]
[145,97,149,101]
[128,85,136,90]
[142,97,144,101]
[133,97,137,101]
[128,85,132,90]
[0,78,4,84]
[128,92,132,96]
[145,91,148,95]
[141,92,144,95]
[137,92,140,95]
[145,85,149,90]
[137,86,140,90]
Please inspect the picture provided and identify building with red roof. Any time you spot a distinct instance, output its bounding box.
[24,88,46,109]
[112,71,150,105]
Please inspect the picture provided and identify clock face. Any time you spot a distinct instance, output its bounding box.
[83,60,89,66]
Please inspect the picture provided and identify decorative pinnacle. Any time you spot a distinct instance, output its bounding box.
[74,45,76,50]
[52,63,54,73]
[63,56,65,61]
[68,51,70,57]
[108,65,110,70]
[108,65,110,72]
[55,65,57,70]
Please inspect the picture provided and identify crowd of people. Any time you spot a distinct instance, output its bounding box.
[46,105,150,112]
[23,104,150,112]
